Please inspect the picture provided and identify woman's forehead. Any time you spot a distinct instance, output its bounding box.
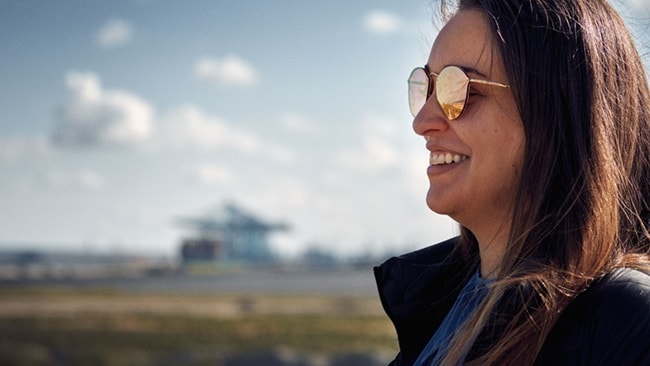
[428,9,502,78]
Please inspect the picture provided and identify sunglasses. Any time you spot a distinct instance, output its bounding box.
[408,65,510,119]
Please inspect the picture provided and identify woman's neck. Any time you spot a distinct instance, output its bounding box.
[470,220,511,279]
[478,240,505,279]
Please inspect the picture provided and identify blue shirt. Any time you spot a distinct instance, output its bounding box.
[414,269,492,365]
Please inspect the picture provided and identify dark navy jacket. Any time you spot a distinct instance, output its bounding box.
[374,237,650,365]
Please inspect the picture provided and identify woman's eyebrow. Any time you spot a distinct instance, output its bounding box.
[459,66,488,78]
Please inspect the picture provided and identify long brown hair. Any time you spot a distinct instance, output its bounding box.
[437,0,650,364]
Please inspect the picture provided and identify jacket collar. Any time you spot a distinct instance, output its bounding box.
[374,237,478,364]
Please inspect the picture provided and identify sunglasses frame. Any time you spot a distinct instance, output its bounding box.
[408,65,510,119]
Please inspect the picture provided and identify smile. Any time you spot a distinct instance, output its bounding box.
[430,152,468,165]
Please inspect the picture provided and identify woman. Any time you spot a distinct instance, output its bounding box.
[374,0,650,365]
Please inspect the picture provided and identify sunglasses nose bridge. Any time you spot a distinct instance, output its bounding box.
[412,82,456,125]
[415,76,443,118]
[413,80,455,135]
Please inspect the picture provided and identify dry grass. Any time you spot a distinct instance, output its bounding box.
[0,287,398,365]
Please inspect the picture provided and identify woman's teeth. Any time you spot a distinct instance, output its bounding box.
[430,152,468,165]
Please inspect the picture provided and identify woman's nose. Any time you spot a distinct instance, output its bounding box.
[412,98,450,136]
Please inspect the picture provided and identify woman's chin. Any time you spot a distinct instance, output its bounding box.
[426,196,451,216]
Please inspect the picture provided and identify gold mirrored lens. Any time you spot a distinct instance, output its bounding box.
[408,68,429,117]
[436,66,470,120]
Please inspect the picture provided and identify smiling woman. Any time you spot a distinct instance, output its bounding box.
[415,9,525,267]
[375,0,650,365]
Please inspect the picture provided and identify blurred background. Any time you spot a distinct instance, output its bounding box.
[0,0,648,365]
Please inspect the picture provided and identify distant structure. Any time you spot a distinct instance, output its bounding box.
[177,203,289,264]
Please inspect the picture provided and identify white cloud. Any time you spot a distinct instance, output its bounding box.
[53,73,295,160]
[53,71,155,148]
[45,169,105,191]
[0,135,51,163]
[192,163,234,185]
[279,111,316,134]
[194,55,258,87]
[96,19,133,48]
[156,104,295,163]
[338,136,399,172]
[626,0,650,12]
[336,114,400,173]
[158,104,260,152]
[363,10,403,35]
[266,144,295,164]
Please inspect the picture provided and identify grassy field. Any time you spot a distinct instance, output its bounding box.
[0,287,398,365]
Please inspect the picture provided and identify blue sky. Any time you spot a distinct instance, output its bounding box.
[1,1,649,258]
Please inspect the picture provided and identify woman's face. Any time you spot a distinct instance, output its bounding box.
[413,9,525,233]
